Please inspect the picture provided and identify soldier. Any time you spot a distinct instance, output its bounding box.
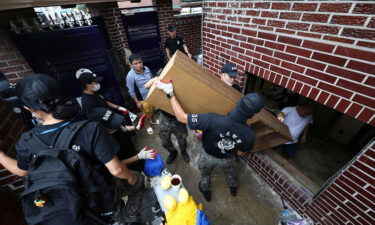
[0,74,145,225]
[144,78,190,164]
[165,25,192,60]
[220,62,241,92]
[155,80,264,202]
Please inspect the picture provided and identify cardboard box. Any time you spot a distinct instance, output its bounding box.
[146,51,292,152]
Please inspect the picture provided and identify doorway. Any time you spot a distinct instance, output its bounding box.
[11,24,124,105]
[122,10,164,74]
[248,73,374,192]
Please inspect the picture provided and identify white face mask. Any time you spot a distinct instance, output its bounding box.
[92,83,100,92]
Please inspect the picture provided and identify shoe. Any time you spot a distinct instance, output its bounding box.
[199,181,211,202]
[151,119,160,125]
[181,150,190,163]
[146,127,153,135]
[230,187,237,196]
[136,114,147,130]
[166,151,177,164]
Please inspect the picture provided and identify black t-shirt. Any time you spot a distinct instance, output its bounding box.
[165,35,186,56]
[81,93,107,113]
[187,113,255,159]
[16,121,119,170]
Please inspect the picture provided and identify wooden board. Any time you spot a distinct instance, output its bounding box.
[146,51,242,115]
[146,51,292,151]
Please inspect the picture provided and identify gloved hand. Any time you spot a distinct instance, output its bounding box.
[137,147,156,160]
[117,106,128,115]
[156,80,174,95]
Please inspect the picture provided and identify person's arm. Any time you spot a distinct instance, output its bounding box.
[170,96,188,124]
[106,101,118,110]
[277,112,285,122]
[183,44,191,58]
[121,156,138,166]
[155,80,188,123]
[144,77,160,89]
[120,147,156,165]
[105,156,137,185]
[166,48,171,60]
[300,125,310,143]
[126,73,142,110]
[0,151,28,177]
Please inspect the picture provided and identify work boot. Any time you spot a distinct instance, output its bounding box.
[166,151,178,164]
[181,150,190,163]
[230,187,237,197]
[199,181,211,202]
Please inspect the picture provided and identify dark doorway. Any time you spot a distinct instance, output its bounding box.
[122,11,163,74]
[11,25,124,105]
[247,74,373,193]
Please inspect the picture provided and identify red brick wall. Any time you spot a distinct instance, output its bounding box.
[0,8,34,82]
[89,2,129,63]
[202,1,375,224]
[202,1,375,126]
[0,11,33,222]
[157,0,202,60]
[243,141,375,225]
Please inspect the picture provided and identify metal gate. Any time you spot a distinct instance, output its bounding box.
[122,11,164,74]
[11,25,124,105]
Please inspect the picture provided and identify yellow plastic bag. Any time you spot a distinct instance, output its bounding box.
[165,196,203,225]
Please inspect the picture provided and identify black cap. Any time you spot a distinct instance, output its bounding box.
[167,25,176,32]
[76,68,103,84]
[221,63,238,77]
[15,74,64,110]
[237,93,264,117]
[88,107,124,129]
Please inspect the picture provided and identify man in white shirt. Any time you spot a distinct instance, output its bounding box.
[277,102,313,157]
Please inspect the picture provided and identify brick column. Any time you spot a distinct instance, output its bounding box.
[88,2,129,64]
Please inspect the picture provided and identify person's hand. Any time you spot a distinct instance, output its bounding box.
[300,135,307,143]
[277,114,284,122]
[187,53,192,58]
[156,80,174,94]
[137,147,156,160]
[127,172,137,185]
[117,106,128,115]
[136,102,143,111]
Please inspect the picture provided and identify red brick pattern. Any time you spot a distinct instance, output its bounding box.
[203,1,375,125]
[0,35,33,82]
[242,141,375,225]
[89,2,129,63]
[0,102,26,194]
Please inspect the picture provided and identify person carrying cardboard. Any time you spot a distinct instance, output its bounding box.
[155,80,264,202]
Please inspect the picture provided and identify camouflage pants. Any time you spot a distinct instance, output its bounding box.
[159,113,188,153]
[112,171,145,223]
[198,149,238,192]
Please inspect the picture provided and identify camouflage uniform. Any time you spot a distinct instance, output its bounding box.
[113,171,145,223]
[159,112,188,153]
[198,148,238,192]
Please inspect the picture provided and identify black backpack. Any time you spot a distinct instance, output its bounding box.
[19,121,118,225]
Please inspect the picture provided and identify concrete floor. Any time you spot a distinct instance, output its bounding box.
[274,137,355,187]
[132,124,284,225]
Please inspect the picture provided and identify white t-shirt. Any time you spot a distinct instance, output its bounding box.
[282,107,313,144]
